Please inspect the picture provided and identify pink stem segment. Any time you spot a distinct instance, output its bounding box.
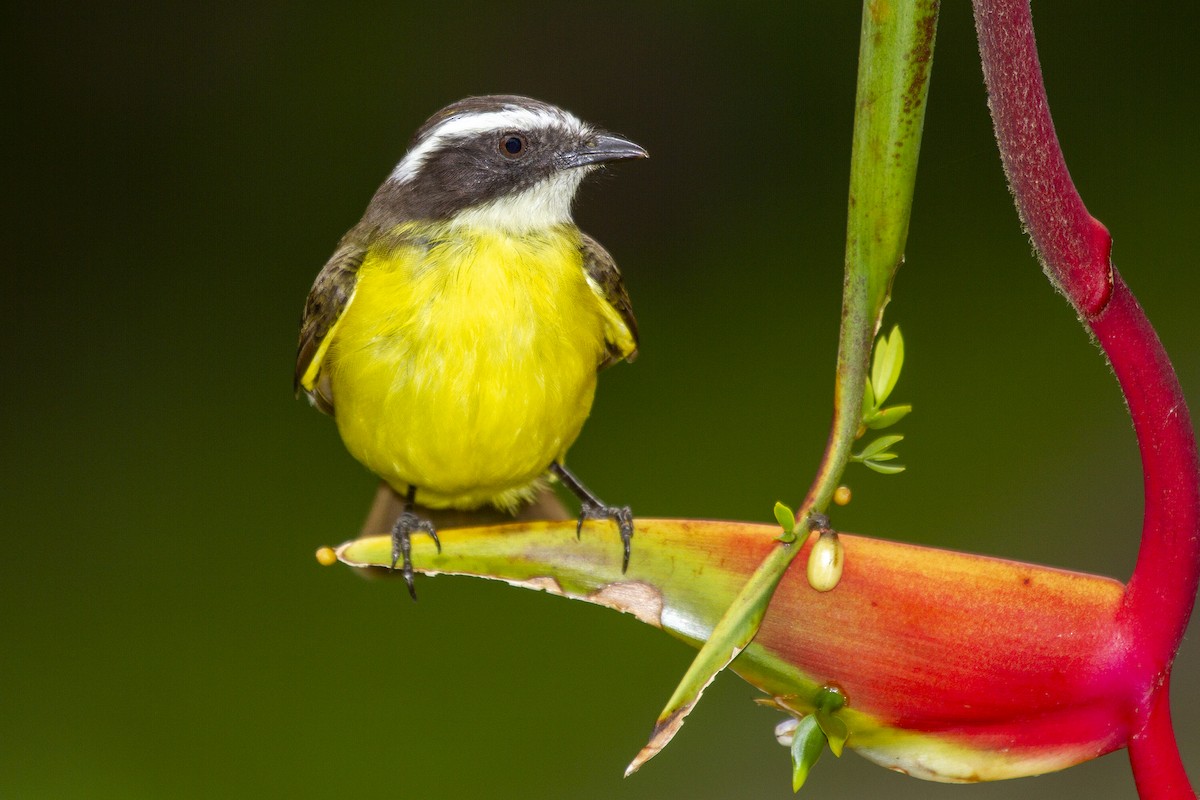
[973,0,1200,796]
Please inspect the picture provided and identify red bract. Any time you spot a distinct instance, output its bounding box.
[337,514,1132,782]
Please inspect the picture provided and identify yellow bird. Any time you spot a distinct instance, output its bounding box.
[296,95,645,595]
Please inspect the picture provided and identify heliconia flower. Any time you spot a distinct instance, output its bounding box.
[336,515,1136,782]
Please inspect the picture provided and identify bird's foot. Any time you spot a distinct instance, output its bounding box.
[390,511,441,600]
[576,502,634,573]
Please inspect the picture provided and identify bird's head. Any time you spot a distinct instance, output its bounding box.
[375,95,647,232]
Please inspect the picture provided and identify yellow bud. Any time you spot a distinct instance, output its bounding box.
[833,485,852,506]
[315,546,338,566]
[807,531,844,592]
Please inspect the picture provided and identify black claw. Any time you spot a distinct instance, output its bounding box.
[550,462,635,572]
[577,502,635,573]
[389,510,439,601]
[402,562,417,601]
[616,507,634,573]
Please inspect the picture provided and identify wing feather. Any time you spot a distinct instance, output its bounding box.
[580,232,639,369]
[295,231,368,414]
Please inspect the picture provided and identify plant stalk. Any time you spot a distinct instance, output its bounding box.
[973,1,1200,795]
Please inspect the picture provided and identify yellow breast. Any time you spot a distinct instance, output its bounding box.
[326,223,610,510]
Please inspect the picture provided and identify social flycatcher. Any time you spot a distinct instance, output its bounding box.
[296,95,645,596]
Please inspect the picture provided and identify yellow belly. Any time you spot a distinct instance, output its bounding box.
[327,224,609,510]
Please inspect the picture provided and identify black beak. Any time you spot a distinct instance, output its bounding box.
[560,132,648,169]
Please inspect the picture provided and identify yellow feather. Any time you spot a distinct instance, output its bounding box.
[326,222,614,511]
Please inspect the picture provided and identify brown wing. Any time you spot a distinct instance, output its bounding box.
[294,230,368,414]
[580,232,639,369]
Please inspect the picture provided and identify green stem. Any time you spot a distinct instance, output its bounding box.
[809,0,936,513]
[625,0,940,775]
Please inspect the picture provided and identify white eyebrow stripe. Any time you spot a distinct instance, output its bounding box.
[389,106,587,184]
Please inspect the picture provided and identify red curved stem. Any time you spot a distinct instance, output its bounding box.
[1130,680,1196,800]
[1097,275,1200,797]
[1096,278,1200,676]
[972,0,1112,317]
[973,0,1200,796]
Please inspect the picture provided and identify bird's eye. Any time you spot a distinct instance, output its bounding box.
[499,134,526,158]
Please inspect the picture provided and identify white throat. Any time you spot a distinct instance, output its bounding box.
[446,169,588,232]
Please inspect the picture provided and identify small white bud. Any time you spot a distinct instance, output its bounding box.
[807,531,844,592]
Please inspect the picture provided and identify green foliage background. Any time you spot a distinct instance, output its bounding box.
[5,3,1198,797]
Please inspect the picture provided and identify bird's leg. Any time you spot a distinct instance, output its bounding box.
[390,485,441,600]
[549,462,634,572]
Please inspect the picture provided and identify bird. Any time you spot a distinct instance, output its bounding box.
[295,95,645,597]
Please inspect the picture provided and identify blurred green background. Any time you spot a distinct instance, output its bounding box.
[5,2,1198,797]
